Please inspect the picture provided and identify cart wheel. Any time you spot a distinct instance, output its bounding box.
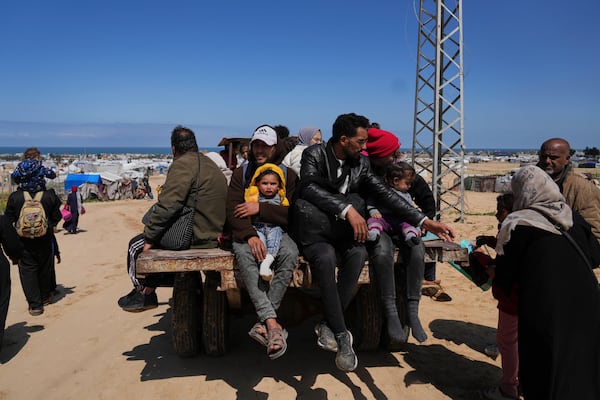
[171,272,203,357]
[346,283,383,351]
[202,271,229,356]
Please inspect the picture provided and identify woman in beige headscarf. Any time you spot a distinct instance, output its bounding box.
[493,165,600,400]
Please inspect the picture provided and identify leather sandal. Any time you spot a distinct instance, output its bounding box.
[248,322,268,347]
[267,327,288,360]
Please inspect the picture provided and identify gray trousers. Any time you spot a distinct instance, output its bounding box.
[369,232,424,301]
[233,233,298,322]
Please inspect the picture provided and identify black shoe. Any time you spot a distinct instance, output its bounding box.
[335,330,358,372]
[118,288,138,307]
[120,290,158,312]
[42,294,53,306]
[28,306,44,316]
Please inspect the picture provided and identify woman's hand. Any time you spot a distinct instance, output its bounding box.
[234,202,259,219]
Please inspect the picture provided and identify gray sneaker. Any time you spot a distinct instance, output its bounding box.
[334,330,358,372]
[314,322,338,352]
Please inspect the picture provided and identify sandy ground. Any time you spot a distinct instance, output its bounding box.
[1,164,519,400]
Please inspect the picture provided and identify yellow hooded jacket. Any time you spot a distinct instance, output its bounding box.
[244,163,289,206]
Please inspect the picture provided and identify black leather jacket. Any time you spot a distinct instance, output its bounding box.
[298,143,425,226]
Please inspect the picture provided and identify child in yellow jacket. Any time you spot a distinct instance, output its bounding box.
[244,163,289,281]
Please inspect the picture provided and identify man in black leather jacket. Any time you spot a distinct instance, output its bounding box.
[295,113,454,372]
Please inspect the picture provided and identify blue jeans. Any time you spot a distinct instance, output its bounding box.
[233,233,298,322]
[254,223,283,256]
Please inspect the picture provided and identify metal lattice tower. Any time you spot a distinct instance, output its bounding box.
[411,0,465,222]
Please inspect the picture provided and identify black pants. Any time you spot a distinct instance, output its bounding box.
[302,241,368,334]
[0,259,10,349]
[126,233,173,289]
[18,239,53,309]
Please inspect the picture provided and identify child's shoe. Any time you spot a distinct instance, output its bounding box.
[259,254,275,281]
[367,229,380,242]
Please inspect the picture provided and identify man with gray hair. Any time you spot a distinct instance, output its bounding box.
[538,137,600,244]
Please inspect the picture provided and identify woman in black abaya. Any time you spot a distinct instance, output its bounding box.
[494,165,600,400]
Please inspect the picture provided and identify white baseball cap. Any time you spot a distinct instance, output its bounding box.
[250,125,278,146]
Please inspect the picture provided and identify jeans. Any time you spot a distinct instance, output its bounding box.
[369,232,424,302]
[233,233,298,322]
[368,232,396,303]
[424,261,437,281]
[396,237,425,300]
[302,241,367,334]
[254,223,284,256]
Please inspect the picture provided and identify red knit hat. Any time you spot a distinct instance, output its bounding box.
[366,128,400,158]
[71,185,78,192]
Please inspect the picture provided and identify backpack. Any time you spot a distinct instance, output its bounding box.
[15,191,48,238]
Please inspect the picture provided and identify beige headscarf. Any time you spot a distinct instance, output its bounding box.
[496,165,573,255]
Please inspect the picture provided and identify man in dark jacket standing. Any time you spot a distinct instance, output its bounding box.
[295,113,454,372]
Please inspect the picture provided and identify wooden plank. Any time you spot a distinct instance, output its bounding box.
[136,243,469,290]
[137,248,235,274]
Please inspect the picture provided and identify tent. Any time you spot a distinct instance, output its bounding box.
[64,173,101,191]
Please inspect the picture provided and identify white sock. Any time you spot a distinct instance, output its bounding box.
[259,254,275,280]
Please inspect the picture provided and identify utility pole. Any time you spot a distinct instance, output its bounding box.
[412,0,465,222]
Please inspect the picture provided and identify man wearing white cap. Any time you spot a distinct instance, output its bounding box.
[226,124,299,360]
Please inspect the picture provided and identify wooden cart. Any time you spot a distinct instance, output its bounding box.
[136,240,469,357]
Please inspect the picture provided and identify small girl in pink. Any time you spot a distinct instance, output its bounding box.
[477,193,519,400]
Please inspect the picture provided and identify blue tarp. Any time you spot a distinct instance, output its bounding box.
[64,173,102,191]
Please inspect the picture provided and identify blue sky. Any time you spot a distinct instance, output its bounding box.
[0,0,598,150]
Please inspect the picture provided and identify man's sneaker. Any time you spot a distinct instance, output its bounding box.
[314,321,337,352]
[120,290,158,312]
[334,330,358,372]
[118,288,138,307]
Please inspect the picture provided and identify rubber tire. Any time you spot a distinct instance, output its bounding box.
[346,283,383,351]
[171,272,203,357]
[202,271,229,356]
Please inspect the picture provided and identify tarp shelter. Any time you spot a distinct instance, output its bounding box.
[64,173,101,191]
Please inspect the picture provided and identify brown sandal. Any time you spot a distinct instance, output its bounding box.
[431,287,452,302]
[267,327,288,360]
[422,280,452,302]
